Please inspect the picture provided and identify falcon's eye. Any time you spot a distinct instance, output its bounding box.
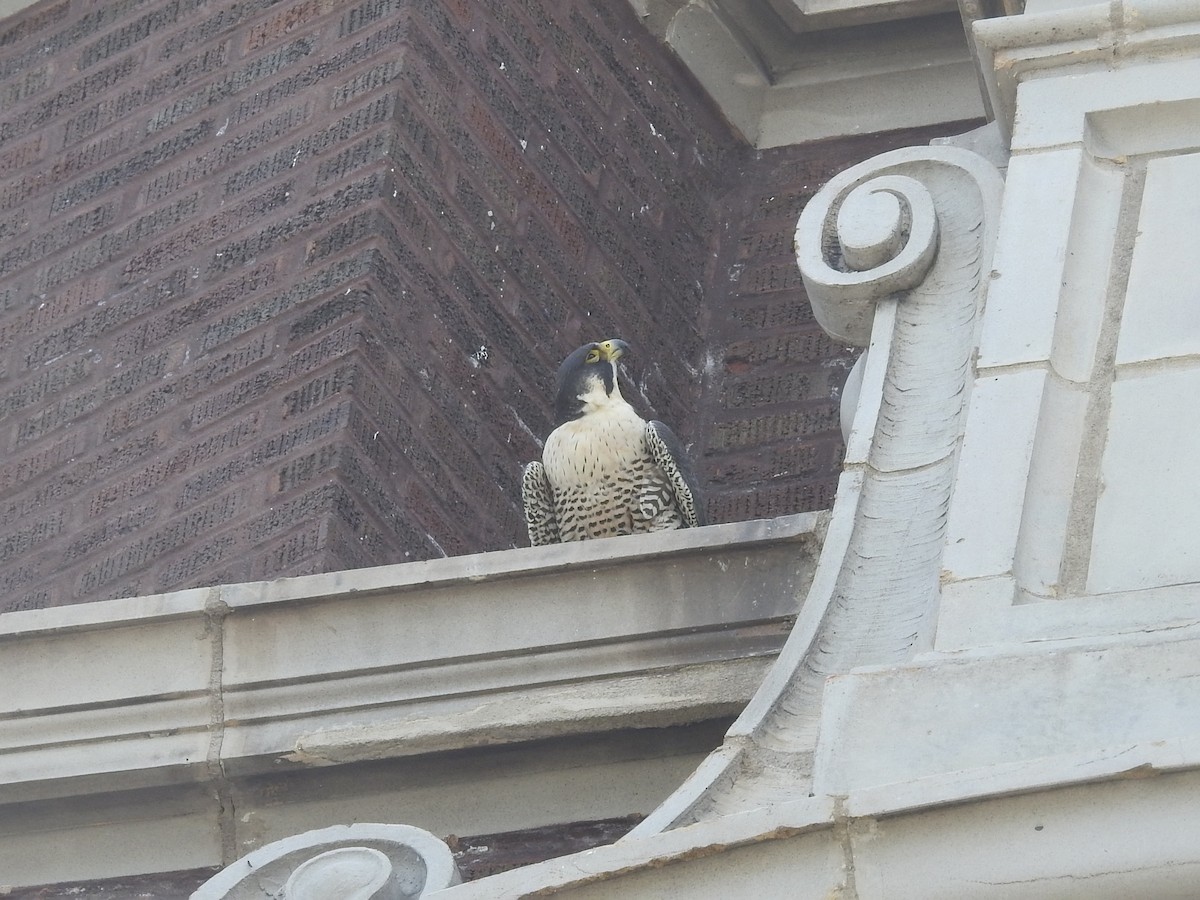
[585,348,601,363]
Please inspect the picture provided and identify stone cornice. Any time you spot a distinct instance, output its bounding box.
[973,0,1200,140]
[638,3,985,146]
[0,514,820,808]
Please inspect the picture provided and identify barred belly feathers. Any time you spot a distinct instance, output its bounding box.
[521,339,704,546]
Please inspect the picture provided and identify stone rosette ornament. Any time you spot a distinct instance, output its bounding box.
[191,823,461,899]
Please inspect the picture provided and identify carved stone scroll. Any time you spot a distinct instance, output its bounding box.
[796,171,940,346]
[631,146,1004,834]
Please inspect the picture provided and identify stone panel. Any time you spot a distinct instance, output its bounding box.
[1088,366,1200,594]
[1117,151,1200,365]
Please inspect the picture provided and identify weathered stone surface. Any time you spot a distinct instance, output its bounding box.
[0,515,815,887]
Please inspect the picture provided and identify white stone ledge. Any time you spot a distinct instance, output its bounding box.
[0,515,820,804]
[431,736,1200,898]
[937,575,1200,652]
[814,628,1200,797]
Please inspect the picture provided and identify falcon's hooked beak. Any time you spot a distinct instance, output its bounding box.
[596,339,630,392]
[596,339,630,362]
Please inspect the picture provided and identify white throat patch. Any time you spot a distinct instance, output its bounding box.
[575,366,623,415]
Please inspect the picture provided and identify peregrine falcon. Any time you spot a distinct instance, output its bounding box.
[522,339,705,546]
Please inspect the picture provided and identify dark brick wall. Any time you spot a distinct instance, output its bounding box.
[0,0,735,610]
[0,0,978,611]
[695,123,982,523]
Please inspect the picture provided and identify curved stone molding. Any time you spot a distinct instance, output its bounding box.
[632,146,1004,834]
[191,824,460,899]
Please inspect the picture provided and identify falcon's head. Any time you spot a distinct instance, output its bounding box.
[554,338,631,423]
